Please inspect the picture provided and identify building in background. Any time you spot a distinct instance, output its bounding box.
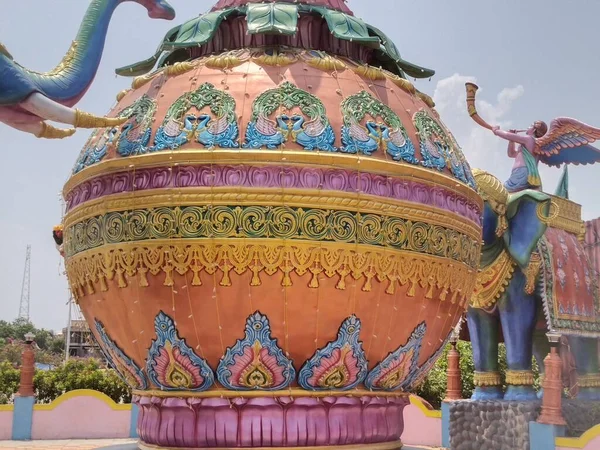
[62,320,101,358]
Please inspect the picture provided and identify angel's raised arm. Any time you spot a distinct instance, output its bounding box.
[493,128,532,147]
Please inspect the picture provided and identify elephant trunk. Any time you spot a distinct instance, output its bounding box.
[24,0,118,106]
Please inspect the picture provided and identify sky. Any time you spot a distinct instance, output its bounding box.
[1,0,599,332]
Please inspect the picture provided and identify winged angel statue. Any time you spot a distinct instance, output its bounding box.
[466,83,600,192]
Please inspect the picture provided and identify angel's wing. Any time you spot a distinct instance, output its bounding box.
[535,117,600,167]
[0,43,13,60]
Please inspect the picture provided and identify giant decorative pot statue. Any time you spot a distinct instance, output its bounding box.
[467,169,600,401]
[59,0,485,448]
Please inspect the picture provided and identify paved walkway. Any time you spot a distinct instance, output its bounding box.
[0,439,136,449]
[0,440,445,449]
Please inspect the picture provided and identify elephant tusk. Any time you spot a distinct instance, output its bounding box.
[74,109,127,129]
[20,93,126,129]
[35,122,76,139]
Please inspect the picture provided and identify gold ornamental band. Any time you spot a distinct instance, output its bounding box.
[63,149,483,206]
[578,374,600,388]
[62,188,482,240]
[473,371,502,387]
[133,388,410,399]
[138,441,402,450]
[505,370,535,386]
[65,239,477,306]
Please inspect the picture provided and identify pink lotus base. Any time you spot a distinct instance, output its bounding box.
[134,394,408,448]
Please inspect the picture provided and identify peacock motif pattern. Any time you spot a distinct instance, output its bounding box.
[146,311,215,391]
[243,81,336,151]
[216,311,295,391]
[298,315,368,391]
[113,94,157,156]
[413,111,476,187]
[94,319,148,390]
[154,82,239,150]
[340,90,418,163]
[72,127,117,174]
[365,322,426,391]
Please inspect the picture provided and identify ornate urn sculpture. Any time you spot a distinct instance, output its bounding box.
[62,0,483,448]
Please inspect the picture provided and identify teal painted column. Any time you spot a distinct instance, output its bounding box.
[529,421,565,450]
[130,403,139,438]
[11,396,34,440]
[441,402,451,448]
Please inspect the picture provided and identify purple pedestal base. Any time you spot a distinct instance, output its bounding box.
[134,393,408,449]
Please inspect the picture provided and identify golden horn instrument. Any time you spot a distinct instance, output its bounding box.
[465,82,494,131]
[74,109,127,129]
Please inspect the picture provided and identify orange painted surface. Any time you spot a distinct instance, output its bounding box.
[80,268,464,376]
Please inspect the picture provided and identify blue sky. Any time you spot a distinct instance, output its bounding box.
[1,0,599,331]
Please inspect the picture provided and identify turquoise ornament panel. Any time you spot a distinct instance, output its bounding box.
[216,312,296,391]
[365,322,426,391]
[146,312,215,392]
[341,90,418,164]
[114,94,157,157]
[298,315,368,391]
[243,81,336,151]
[94,319,148,390]
[72,128,117,174]
[154,82,239,150]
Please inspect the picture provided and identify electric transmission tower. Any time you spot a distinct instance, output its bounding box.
[18,245,31,321]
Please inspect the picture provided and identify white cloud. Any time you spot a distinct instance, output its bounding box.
[432,73,525,179]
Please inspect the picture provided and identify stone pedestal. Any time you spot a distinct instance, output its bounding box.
[448,400,541,450]
[134,394,408,449]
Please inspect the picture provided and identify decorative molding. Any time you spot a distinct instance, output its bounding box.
[577,373,600,388]
[138,443,403,450]
[32,389,131,411]
[547,195,585,240]
[471,250,516,309]
[63,149,483,205]
[66,240,477,305]
[63,164,482,226]
[63,203,480,267]
[132,388,409,399]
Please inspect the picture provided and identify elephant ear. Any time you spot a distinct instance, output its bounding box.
[503,190,551,269]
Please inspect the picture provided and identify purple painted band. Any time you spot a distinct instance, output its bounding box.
[134,394,408,448]
[65,165,482,225]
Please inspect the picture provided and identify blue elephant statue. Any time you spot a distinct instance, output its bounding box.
[467,169,600,401]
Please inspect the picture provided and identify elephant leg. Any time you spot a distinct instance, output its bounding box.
[532,330,550,399]
[569,336,600,400]
[467,306,503,400]
[499,272,537,401]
